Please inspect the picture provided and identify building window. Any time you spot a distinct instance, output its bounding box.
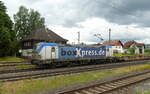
[24,42,31,47]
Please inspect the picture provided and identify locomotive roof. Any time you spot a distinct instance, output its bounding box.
[59,44,105,47]
[38,42,105,48]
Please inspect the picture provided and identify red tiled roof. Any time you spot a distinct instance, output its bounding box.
[124,41,135,48]
[124,41,145,48]
[136,43,145,47]
[103,40,123,46]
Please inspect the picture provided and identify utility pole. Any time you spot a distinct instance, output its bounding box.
[109,28,111,43]
[78,31,80,44]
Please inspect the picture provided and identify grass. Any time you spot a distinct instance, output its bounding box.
[0,57,25,63]
[1,64,150,94]
[136,90,150,94]
[113,53,150,57]
[144,90,150,94]
[113,53,138,57]
[15,64,35,69]
[145,48,150,55]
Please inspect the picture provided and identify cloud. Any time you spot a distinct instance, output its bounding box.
[50,17,150,44]
[2,0,150,27]
[2,0,150,44]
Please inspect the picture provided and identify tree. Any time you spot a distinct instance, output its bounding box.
[0,1,17,57]
[0,27,11,56]
[14,6,45,40]
[29,9,45,32]
[0,2,13,29]
[0,1,6,12]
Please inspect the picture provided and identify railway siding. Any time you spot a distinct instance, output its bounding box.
[53,67,150,94]
[0,62,31,67]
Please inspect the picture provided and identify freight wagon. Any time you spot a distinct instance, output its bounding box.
[31,43,111,66]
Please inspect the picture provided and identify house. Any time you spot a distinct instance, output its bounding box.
[124,41,145,54]
[103,40,124,54]
[21,28,68,57]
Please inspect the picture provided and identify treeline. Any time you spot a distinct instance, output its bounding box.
[0,1,45,57]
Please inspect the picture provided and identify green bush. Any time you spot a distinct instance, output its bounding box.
[145,48,150,55]
[127,48,135,55]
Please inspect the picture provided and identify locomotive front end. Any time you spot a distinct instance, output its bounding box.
[31,43,42,65]
[31,42,59,65]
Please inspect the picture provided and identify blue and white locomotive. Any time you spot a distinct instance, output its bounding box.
[31,42,112,65]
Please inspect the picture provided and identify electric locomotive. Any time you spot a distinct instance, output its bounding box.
[31,42,112,65]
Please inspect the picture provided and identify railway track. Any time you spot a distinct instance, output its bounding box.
[0,67,39,74]
[0,60,150,82]
[56,67,150,94]
[0,62,31,67]
[0,61,37,74]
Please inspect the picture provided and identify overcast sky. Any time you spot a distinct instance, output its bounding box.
[2,0,150,44]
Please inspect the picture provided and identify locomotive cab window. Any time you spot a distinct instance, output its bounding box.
[107,49,109,51]
[51,47,55,52]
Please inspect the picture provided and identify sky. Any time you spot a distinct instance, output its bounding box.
[2,0,150,44]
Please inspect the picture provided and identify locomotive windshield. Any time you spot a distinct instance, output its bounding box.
[32,43,41,54]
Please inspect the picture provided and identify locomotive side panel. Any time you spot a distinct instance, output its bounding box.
[58,46,106,59]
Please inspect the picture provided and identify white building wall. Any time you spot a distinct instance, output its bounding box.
[125,44,144,54]
[112,46,124,53]
[135,48,139,54]
[22,49,33,56]
[142,46,145,54]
